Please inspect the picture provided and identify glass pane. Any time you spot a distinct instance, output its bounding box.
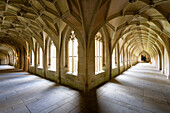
[40,47,43,67]
[74,38,78,56]
[97,41,99,56]
[69,57,72,72]
[95,56,97,72]
[32,51,34,66]
[95,40,97,56]
[68,31,78,74]
[97,57,99,72]
[100,57,102,71]
[100,42,102,56]
[74,56,78,73]
[95,39,103,72]
[112,49,115,68]
[50,42,56,70]
[68,40,72,56]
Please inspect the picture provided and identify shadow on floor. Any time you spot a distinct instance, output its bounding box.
[0,64,170,113]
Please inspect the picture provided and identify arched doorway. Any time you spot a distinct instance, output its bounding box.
[138,51,151,63]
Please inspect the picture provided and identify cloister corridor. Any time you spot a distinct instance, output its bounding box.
[0,63,170,113]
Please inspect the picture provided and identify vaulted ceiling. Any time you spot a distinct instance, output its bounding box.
[0,0,169,56]
[106,0,170,56]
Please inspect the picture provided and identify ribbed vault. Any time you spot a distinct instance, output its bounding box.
[0,0,169,47]
[0,0,170,91]
[104,0,170,59]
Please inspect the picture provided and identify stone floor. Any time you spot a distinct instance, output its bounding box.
[0,63,170,113]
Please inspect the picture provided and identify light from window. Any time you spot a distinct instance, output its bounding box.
[32,50,34,66]
[14,56,16,65]
[68,31,78,74]
[112,48,116,68]
[95,32,103,73]
[50,41,56,70]
[39,47,43,67]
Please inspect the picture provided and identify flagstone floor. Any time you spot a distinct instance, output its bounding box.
[0,63,170,113]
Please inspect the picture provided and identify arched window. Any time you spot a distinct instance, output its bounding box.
[125,50,127,66]
[40,47,43,67]
[14,55,16,65]
[49,41,56,70]
[112,48,116,68]
[95,32,103,73]
[68,31,78,74]
[37,46,43,68]
[32,50,34,66]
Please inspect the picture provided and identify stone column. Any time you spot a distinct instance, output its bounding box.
[44,40,48,78]
[168,54,170,79]
[168,39,170,79]
[162,48,165,74]
[85,37,95,91]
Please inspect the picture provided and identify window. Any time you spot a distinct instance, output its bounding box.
[14,56,16,65]
[32,50,34,66]
[112,48,117,68]
[40,47,43,67]
[125,51,127,66]
[68,31,78,74]
[95,32,103,73]
[37,46,43,68]
[49,41,56,71]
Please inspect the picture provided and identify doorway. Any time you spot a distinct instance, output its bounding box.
[141,55,146,62]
